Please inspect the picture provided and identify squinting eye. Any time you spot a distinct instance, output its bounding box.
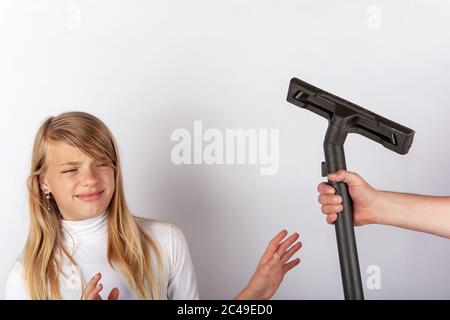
[61,169,77,174]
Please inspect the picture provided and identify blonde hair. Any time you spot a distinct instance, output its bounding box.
[24,111,162,299]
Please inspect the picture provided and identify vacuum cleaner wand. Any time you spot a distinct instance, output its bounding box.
[287,77,415,300]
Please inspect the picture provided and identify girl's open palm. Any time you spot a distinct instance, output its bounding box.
[241,230,302,300]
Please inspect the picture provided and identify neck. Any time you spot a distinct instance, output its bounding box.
[61,211,109,243]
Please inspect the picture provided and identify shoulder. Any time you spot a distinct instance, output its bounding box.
[4,259,30,300]
[134,217,187,246]
[133,217,191,267]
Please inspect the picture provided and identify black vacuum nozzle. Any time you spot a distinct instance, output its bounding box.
[287,77,415,154]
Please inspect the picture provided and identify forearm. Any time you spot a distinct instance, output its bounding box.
[372,191,450,238]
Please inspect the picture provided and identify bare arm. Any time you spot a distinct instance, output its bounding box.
[317,170,450,239]
[373,191,450,238]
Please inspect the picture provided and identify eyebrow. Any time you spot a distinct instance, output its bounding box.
[59,161,82,167]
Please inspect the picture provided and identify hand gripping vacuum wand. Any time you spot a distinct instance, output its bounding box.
[286,78,415,300]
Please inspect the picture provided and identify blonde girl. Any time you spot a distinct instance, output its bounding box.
[5,111,302,300]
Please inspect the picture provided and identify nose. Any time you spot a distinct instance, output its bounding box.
[80,167,99,187]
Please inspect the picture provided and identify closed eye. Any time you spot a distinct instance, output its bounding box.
[61,169,77,174]
[97,163,109,167]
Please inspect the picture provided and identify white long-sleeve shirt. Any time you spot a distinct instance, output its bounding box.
[4,212,199,300]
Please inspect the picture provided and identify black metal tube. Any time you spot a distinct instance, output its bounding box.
[323,124,364,300]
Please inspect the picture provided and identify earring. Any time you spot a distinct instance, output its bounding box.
[43,190,51,211]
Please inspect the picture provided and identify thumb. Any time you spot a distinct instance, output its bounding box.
[327,170,365,188]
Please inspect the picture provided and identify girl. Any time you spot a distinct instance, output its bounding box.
[5,111,302,300]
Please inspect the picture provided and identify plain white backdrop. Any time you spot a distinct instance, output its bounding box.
[0,0,449,299]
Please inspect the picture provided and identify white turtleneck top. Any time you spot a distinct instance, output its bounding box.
[4,213,200,300]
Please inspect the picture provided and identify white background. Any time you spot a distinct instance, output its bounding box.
[1,0,449,299]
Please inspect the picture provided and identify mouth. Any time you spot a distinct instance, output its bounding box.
[75,190,104,201]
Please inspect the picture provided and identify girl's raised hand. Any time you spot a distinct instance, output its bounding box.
[235,230,302,300]
[83,273,120,300]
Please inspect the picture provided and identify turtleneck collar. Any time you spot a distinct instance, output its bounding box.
[61,211,108,243]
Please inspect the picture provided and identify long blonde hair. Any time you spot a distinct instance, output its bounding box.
[24,111,162,299]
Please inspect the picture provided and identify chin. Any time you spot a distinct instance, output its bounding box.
[81,205,109,218]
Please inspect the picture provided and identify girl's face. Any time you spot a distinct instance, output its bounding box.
[39,140,115,221]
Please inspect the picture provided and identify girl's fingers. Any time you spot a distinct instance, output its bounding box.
[85,273,102,294]
[276,233,300,256]
[108,288,120,300]
[282,258,301,275]
[84,273,119,301]
[86,283,103,300]
[280,241,302,264]
[260,230,288,264]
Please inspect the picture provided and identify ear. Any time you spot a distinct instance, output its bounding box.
[39,175,51,194]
